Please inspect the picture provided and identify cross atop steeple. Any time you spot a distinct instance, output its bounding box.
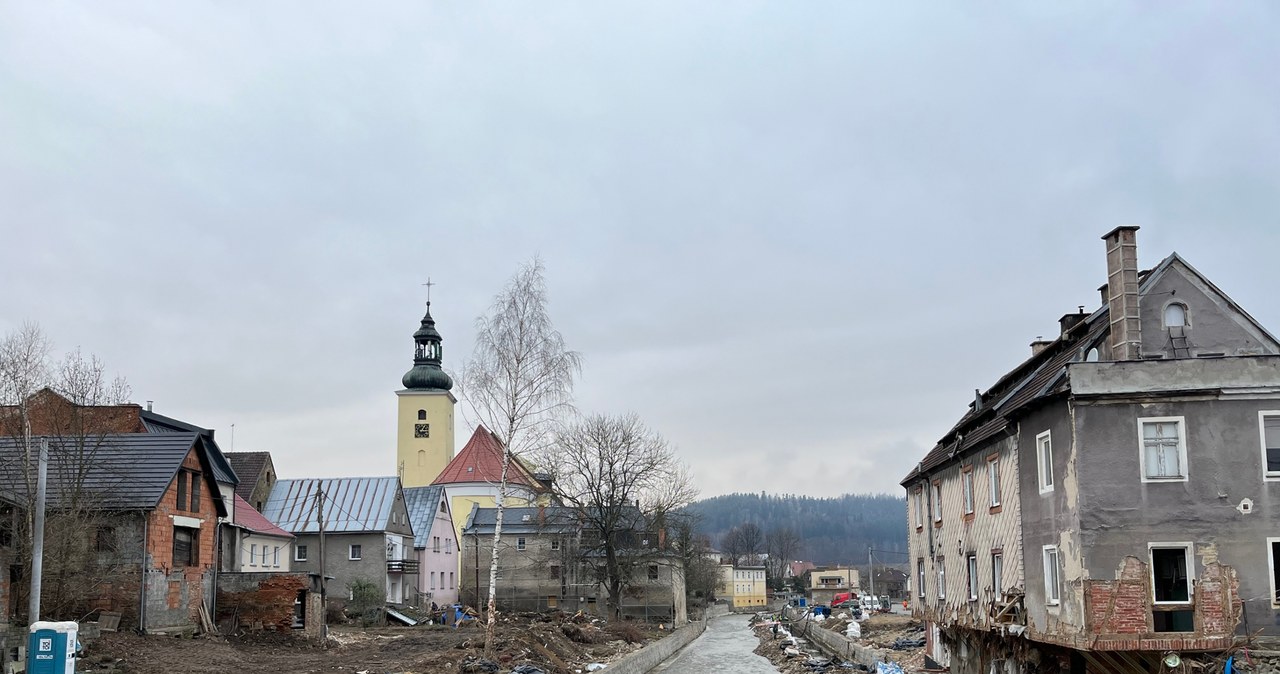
[422,277,436,304]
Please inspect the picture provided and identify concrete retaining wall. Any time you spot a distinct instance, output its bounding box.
[602,613,711,674]
[784,607,901,669]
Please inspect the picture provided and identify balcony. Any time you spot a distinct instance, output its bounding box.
[387,559,419,574]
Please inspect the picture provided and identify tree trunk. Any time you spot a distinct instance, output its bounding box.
[483,449,512,656]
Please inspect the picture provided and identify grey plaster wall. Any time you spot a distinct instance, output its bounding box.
[289,532,389,603]
[1016,400,1084,635]
[1073,395,1280,636]
[1139,259,1277,359]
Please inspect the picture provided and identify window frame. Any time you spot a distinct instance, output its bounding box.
[516,537,527,551]
[991,551,1004,598]
[914,486,925,530]
[250,543,258,567]
[917,559,926,598]
[961,466,975,516]
[349,544,362,561]
[1042,545,1060,606]
[987,455,1001,509]
[1036,430,1054,494]
[1269,537,1280,608]
[932,480,943,524]
[295,544,308,562]
[1138,417,1189,483]
[1149,542,1194,606]
[1258,411,1280,481]
[173,526,199,568]
[966,553,978,601]
[936,558,946,600]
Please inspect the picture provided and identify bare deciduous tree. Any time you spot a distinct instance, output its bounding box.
[721,522,763,566]
[0,323,134,622]
[764,526,803,588]
[670,514,718,605]
[460,258,582,653]
[547,412,697,617]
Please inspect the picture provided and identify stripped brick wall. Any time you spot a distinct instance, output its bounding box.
[217,573,309,632]
[143,447,218,630]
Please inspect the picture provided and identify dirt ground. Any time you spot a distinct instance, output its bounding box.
[84,612,661,674]
[815,612,926,671]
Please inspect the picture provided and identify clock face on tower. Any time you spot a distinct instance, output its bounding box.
[414,423,430,438]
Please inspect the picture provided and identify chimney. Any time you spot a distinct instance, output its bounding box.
[146,400,153,412]
[1030,337,1052,356]
[1103,226,1141,360]
[1059,307,1087,338]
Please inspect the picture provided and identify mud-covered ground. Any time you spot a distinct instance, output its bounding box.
[84,612,660,674]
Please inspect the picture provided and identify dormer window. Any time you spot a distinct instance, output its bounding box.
[1164,303,1188,328]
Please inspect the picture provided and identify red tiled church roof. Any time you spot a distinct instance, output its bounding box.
[432,425,538,487]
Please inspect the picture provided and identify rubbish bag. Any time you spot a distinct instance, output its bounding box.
[586,665,607,672]
[512,666,546,674]
[460,655,500,673]
[845,621,861,638]
[875,663,904,674]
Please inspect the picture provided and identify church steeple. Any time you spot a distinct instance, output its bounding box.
[402,302,454,391]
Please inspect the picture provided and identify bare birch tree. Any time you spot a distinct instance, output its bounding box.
[546,413,697,617]
[460,258,581,654]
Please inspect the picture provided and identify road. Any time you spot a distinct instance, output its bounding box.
[651,613,779,674]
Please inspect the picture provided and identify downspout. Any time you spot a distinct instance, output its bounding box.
[138,511,148,633]
[211,516,221,623]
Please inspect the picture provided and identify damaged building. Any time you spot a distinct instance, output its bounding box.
[902,227,1280,673]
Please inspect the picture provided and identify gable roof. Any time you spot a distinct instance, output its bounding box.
[232,493,293,539]
[226,452,273,502]
[901,251,1279,485]
[461,505,581,535]
[0,433,227,514]
[263,477,402,534]
[140,409,239,487]
[431,425,538,488]
[402,484,450,549]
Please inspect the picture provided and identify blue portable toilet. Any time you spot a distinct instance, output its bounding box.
[798,597,807,607]
[27,621,78,674]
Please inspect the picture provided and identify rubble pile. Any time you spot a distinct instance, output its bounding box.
[750,613,871,673]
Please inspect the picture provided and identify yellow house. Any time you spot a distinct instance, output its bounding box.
[718,564,767,608]
[807,566,860,605]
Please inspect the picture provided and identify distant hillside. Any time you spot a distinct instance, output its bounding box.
[686,492,907,566]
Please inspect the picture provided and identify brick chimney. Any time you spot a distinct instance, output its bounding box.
[1030,337,1052,355]
[1103,226,1141,360]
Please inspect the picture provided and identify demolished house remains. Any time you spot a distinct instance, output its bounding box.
[902,227,1280,673]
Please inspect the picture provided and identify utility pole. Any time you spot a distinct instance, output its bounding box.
[29,439,48,623]
[315,484,327,642]
[868,547,875,605]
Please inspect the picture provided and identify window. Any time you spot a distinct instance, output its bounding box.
[349,544,362,560]
[962,468,975,515]
[446,538,452,554]
[914,488,924,529]
[648,565,659,580]
[96,526,116,553]
[1140,417,1188,482]
[1260,413,1280,480]
[190,475,201,513]
[449,572,454,589]
[176,472,188,510]
[1043,546,1060,605]
[991,552,1004,598]
[932,481,942,523]
[262,546,269,565]
[550,565,561,579]
[1269,539,1280,607]
[917,559,926,598]
[1085,347,1100,362]
[250,544,258,566]
[1150,544,1193,604]
[430,572,436,590]
[434,536,441,552]
[1164,303,1187,328]
[295,545,308,562]
[551,539,561,551]
[418,409,427,420]
[937,559,946,599]
[439,500,447,512]
[987,457,1001,508]
[273,546,279,567]
[967,554,978,600]
[173,526,199,568]
[516,537,526,551]
[1036,431,1054,493]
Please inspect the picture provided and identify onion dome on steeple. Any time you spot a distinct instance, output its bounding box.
[402,302,454,391]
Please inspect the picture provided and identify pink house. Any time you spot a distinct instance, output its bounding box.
[403,484,458,607]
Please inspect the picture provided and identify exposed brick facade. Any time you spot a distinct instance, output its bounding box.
[217,573,309,632]
[0,389,144,437]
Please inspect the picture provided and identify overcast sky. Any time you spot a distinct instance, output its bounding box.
[3,3,1279,499]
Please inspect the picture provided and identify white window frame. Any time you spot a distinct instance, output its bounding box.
[917,559,926,598]
[987,456,1001,507]
[517,537,527,551]
[932,482,942,523]
[349,544,362,561]
[1042,545,1060,606]
[1138,417,1189,483]
[1268,537,1280,608]
[1036,430,1054,494]
[250,543,257,566]
[937,559,946,600]
[1258,411,1280,482]
[966,553,978,600]
[1148,542,1194,605]
[962,469,975,515]
[991,551,1004,598]
[914,487,924,528]
[295,545,307,562]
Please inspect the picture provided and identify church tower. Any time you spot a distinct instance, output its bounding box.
[396,300,456,487]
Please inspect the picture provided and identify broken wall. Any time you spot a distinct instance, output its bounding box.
[217,572,310,632]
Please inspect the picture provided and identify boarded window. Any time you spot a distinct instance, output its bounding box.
[173,527,198,567]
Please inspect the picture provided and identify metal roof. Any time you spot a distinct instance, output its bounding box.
[263,477,401,534]
[402,485,448,549]
[0,433,225,513]
[461,506,581,535]
[140,410,239,487]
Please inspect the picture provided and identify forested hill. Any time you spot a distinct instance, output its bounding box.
[687,493,908,566]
